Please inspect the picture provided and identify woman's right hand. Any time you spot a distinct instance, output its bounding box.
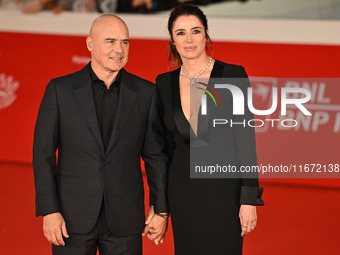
[145,205,154,224]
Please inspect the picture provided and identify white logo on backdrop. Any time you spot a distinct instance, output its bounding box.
[0,73,20,110]
[72,55,91,65]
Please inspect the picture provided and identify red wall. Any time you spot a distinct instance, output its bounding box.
[1,31,340,186]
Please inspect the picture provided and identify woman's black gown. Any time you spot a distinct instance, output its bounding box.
[156,60,264,255]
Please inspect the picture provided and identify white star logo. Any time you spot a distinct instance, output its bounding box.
[253,83,270,101]
[0,73,20,110]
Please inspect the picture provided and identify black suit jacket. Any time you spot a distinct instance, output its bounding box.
[33,63,168,236]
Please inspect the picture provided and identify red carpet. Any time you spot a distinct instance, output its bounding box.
[0,162,339,255]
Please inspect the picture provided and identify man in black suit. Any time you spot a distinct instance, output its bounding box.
[33,14,168,255]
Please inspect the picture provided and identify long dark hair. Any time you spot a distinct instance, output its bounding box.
[167,4,213,68]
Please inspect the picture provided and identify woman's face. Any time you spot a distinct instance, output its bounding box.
[171,15,207,61]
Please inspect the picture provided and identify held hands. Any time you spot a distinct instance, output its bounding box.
[239,205,257,237]
[142,206,168,245]
[43,212,69,246]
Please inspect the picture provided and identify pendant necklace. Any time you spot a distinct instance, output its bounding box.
[180,57,212,86]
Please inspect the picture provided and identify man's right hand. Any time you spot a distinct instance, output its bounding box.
[43,212,69,246]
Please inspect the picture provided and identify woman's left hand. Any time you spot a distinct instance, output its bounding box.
[239,205,257,237]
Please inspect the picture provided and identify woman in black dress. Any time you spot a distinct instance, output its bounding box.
[154,4,264,255]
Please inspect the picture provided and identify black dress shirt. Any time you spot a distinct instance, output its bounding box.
[90,66,121,152]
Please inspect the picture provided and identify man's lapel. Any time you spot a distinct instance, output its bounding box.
[105,69,138,155]
[72,63,104,152]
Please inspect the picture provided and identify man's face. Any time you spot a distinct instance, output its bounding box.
[87,17,129,74]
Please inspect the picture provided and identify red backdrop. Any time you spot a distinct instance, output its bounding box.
[1,31,340,185]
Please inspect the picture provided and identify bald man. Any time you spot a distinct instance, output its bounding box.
[33,15,168,255]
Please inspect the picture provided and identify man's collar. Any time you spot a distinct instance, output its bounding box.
[89,63,122,85]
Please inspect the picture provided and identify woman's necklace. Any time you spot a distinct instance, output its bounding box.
[180,57,212,86]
